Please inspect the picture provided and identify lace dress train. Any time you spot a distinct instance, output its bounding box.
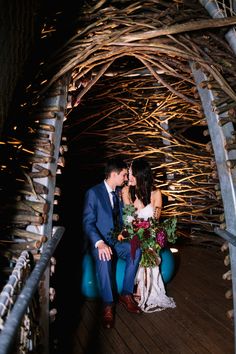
[134,265,176,313]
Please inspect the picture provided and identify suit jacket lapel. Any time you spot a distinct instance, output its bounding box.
[99,182,112,214]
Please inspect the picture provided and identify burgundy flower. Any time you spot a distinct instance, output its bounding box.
[136,220,150,229]
[156,229,167,248]
[121,229,130,238]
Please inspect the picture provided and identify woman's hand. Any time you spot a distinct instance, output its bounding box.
[121,185,132,205]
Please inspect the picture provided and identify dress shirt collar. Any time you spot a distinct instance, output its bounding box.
[104,180,115,193]
[104,180,116,207]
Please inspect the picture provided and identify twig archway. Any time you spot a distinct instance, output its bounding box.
[28,0,236,234]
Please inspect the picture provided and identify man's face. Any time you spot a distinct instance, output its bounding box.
[113,168,128,186]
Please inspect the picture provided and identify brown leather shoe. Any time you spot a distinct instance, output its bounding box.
[102,305,115,329]
[119,294,142,314]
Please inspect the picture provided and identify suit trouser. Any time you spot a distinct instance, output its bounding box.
[91,241,142,303]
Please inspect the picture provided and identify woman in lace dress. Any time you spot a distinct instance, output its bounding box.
[122,158,176,313]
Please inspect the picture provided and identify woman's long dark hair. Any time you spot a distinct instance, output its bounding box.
[130,158,153,206]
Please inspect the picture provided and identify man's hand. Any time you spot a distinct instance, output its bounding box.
[97,242,113,261]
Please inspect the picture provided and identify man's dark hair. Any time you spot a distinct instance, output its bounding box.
[105,157,127,178]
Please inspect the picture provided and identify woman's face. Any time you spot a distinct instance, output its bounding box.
[128,166,137,186]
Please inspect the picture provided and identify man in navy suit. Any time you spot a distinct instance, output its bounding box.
[83,157,142,329]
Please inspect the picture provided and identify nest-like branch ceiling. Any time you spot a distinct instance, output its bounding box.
[1,0,236,238]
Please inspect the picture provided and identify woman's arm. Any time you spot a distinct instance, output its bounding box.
[121,185,132,205]
[151,189,162,220]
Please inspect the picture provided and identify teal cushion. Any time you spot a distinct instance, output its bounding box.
[81,248,176,298]
[160,248,175,284]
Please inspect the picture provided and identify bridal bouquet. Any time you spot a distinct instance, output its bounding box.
[115,204,177,267]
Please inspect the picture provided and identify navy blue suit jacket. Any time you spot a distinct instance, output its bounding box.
[83,181,123,247]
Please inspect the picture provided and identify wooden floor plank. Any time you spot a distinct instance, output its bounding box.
[116,305,167,353]
[76,301,129,354]
[169,244,233,329]
[86,302,132,354]
[165,287,233,354]
[132,308,199,354]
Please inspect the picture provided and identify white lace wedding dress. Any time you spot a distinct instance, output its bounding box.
[134,204,176,313]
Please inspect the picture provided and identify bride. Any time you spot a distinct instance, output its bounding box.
[122,157,176,313]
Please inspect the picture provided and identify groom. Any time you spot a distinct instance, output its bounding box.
[83,157,142,329]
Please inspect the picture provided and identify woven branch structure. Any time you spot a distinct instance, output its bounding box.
[36,0,235,233]
[0,0,236,257]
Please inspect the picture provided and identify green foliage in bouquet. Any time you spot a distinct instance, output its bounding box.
[115,204,177,267]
